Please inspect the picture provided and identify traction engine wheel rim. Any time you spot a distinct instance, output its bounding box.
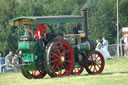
[72,66,84,75]
[85,51,104,74]
[21,67,32,79]
[49,40,74,77]
[21,67,46,79]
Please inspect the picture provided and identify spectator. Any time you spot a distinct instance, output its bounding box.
[102,37,111,59]
[5,51,14,67]
[102,37,108,49]
[12,54,19,72]
[95,39,102,50]
[18,50,22,64]
[0,54,4,73]
[120,37,125,56]
[12,54,19,64]
[16,49,22,64]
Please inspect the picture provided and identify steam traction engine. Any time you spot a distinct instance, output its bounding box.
[9,9,104,79]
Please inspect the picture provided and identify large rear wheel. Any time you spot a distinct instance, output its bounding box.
[85,51,105,74]
[44,40,75,77]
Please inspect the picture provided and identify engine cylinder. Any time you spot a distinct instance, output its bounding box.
[77,41,90,52]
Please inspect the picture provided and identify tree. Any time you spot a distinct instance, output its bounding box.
[86,0,117,44]
[0,0,19,55]
[0,0,128,55]
[0,0,45,55]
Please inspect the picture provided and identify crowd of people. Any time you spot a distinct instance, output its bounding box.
[0,52,20,73]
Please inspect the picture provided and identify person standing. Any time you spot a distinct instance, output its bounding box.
[95,39,102,50]
[12,54,19,72]
[0,54,4,73]
[5,51,14,72]
[5,51,14,66]
[102,37,111,59]
[120,37,125,56]
[102,37,108,49]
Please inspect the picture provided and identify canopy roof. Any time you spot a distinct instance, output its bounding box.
[9,15,84,26]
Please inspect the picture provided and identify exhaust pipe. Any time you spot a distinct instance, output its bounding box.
[81,8,88,39]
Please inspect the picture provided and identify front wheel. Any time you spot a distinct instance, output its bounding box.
[85,51,105,74]
[21,67,47,79]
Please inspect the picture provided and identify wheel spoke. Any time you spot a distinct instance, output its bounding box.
[54,62,61,71]
[63,62,68,71]
[89,64,93,70]
[62,47,69,57]
[90,55,93,61]
[93,65,96,72]
[64,55,69,58]
[52,63,56,70]
[74,68,76,72]
[59,65,63,74]
[60,43,65,52]
[32,70,40,76]
[97,63,101,68]
[57,65,60,72]
[53,45,61,56]
[95,55,99,61]
[94,65,98,72]
[64,49,70,55]
[92,54,96,60]
[56,45,61,54]
[51,58,60,63]
[96,61,101,65]
[51,52,60,58]
[96,64,101,70]
[87,60,93,65]
[61,63,66,70]
[65,60,71,63]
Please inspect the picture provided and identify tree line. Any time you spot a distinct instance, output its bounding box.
[0,0,128,56]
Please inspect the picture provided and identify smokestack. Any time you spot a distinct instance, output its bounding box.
[80,8,88,39]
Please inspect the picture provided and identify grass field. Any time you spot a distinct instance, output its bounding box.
[0,57,128,85]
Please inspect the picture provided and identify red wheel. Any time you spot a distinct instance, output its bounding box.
[44,40,75,77]
[85,51,105,74]
[31,70,47,79]
[72,66,84,75]
[21,67,47,79]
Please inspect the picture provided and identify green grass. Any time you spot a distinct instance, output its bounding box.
[0,58,128,85]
